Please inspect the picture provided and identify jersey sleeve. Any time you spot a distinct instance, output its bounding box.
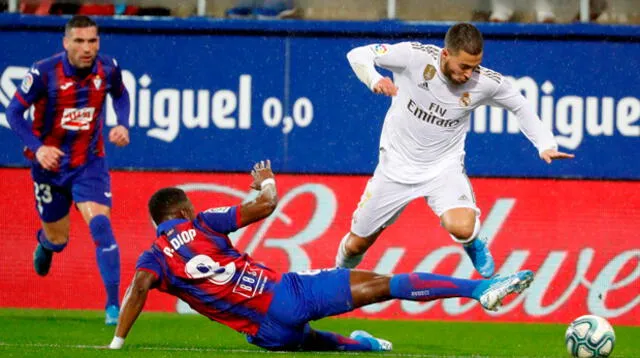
[14,64,47,106]
[107,57,131,128]
[197,206,241,234]
[346,42,413,91]
[135,250,164,282]
[487,78,558,154]
[6,65,48,153]
[108,57,125,98]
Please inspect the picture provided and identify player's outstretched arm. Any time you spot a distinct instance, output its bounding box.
[238,160,278,228]
[109,270,157,349]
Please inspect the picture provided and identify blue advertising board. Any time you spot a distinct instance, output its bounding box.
[0,14,638,179]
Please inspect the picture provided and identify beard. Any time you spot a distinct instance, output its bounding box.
[443,61,467,85]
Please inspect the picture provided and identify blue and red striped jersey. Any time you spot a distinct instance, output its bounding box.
[136,206,281,336]
[12,52,126,169]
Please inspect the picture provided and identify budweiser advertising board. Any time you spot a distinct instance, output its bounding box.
[1,169,638,325]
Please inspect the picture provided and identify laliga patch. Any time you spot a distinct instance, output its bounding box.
[205,207,230,214]
[61,107,95,131]
[372,44,389,56]
[21,73,33,93]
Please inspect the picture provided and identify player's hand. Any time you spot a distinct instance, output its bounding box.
[250,160,275,190]
[373,77,398,97]
[109,125,130,147]
[540,148,575,164]
[35,145,64,171]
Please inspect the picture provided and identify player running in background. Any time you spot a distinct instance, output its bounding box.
[335,23,574,276]
[5,15,130,325]
[108,160,534,352]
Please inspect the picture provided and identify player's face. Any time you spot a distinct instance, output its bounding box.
[442,49,482,85]
[63,26,99,69]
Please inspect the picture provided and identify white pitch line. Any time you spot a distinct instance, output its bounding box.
[0,342,564,358]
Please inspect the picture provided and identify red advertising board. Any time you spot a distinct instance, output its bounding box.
[0,169,638,325]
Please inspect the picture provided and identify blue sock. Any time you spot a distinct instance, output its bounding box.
[37,229,67,253]
[390,272,482,301]
[303,330,373,351]
[89,215,120,308]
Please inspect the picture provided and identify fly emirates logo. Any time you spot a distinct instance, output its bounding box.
[0,66,314,142]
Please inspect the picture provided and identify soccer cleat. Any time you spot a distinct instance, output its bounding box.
[105,305,120,326]
[463,238,495,278]
[33,244,53,276]
[350,330,392,351]
[473,270,535,311]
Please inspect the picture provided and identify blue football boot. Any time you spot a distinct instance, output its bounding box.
[472,270,535,311]
[463,238,495,278]
[105,305,120,326]
[350,330,392,351]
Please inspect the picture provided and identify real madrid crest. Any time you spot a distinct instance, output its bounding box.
[459,92,471,107]
[423,64,436,81]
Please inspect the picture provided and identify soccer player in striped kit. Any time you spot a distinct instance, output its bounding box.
[6,15,130,325]
[109,160,534,352]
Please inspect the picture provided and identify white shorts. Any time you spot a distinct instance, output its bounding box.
[350,160,480,238]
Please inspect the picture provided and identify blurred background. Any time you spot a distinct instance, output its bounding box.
[3,0,639,24]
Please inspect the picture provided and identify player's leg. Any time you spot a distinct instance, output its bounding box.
[76,200,120,324]
[425,163,494,278]
[35,216,71,276]
[349,269,534,311]
[301,326,391,351]
[251,269,392,352]
[73,158,120,325]
[335,168,412,268]
[335,230,385,269]
[31,170,73,276]
[269,268,532,352]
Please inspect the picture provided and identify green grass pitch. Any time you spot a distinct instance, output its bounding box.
[0,309,638,357]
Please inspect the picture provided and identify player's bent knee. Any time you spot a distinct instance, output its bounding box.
[447,217,481,244]
[448,224,475,241]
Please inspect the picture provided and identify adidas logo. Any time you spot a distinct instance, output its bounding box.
[418,82,429,91]
[458,194,469,201]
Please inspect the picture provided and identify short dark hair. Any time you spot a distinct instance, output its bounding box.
[65,15,98,36]
[444,23,483,55]
[148,187,189,225]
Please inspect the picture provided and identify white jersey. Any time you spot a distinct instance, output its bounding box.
[347,42,558,184]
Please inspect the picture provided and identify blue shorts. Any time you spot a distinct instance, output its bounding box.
[247,268,353,351]
[30,157,112,223]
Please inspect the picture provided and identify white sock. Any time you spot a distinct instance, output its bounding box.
[335,233,364,268]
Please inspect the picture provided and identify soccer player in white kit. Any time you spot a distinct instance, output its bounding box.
[335,23,574,277]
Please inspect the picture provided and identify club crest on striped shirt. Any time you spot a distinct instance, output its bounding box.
[93,75,102,90]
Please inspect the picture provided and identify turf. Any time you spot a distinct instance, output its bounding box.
[0,309,638,357]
